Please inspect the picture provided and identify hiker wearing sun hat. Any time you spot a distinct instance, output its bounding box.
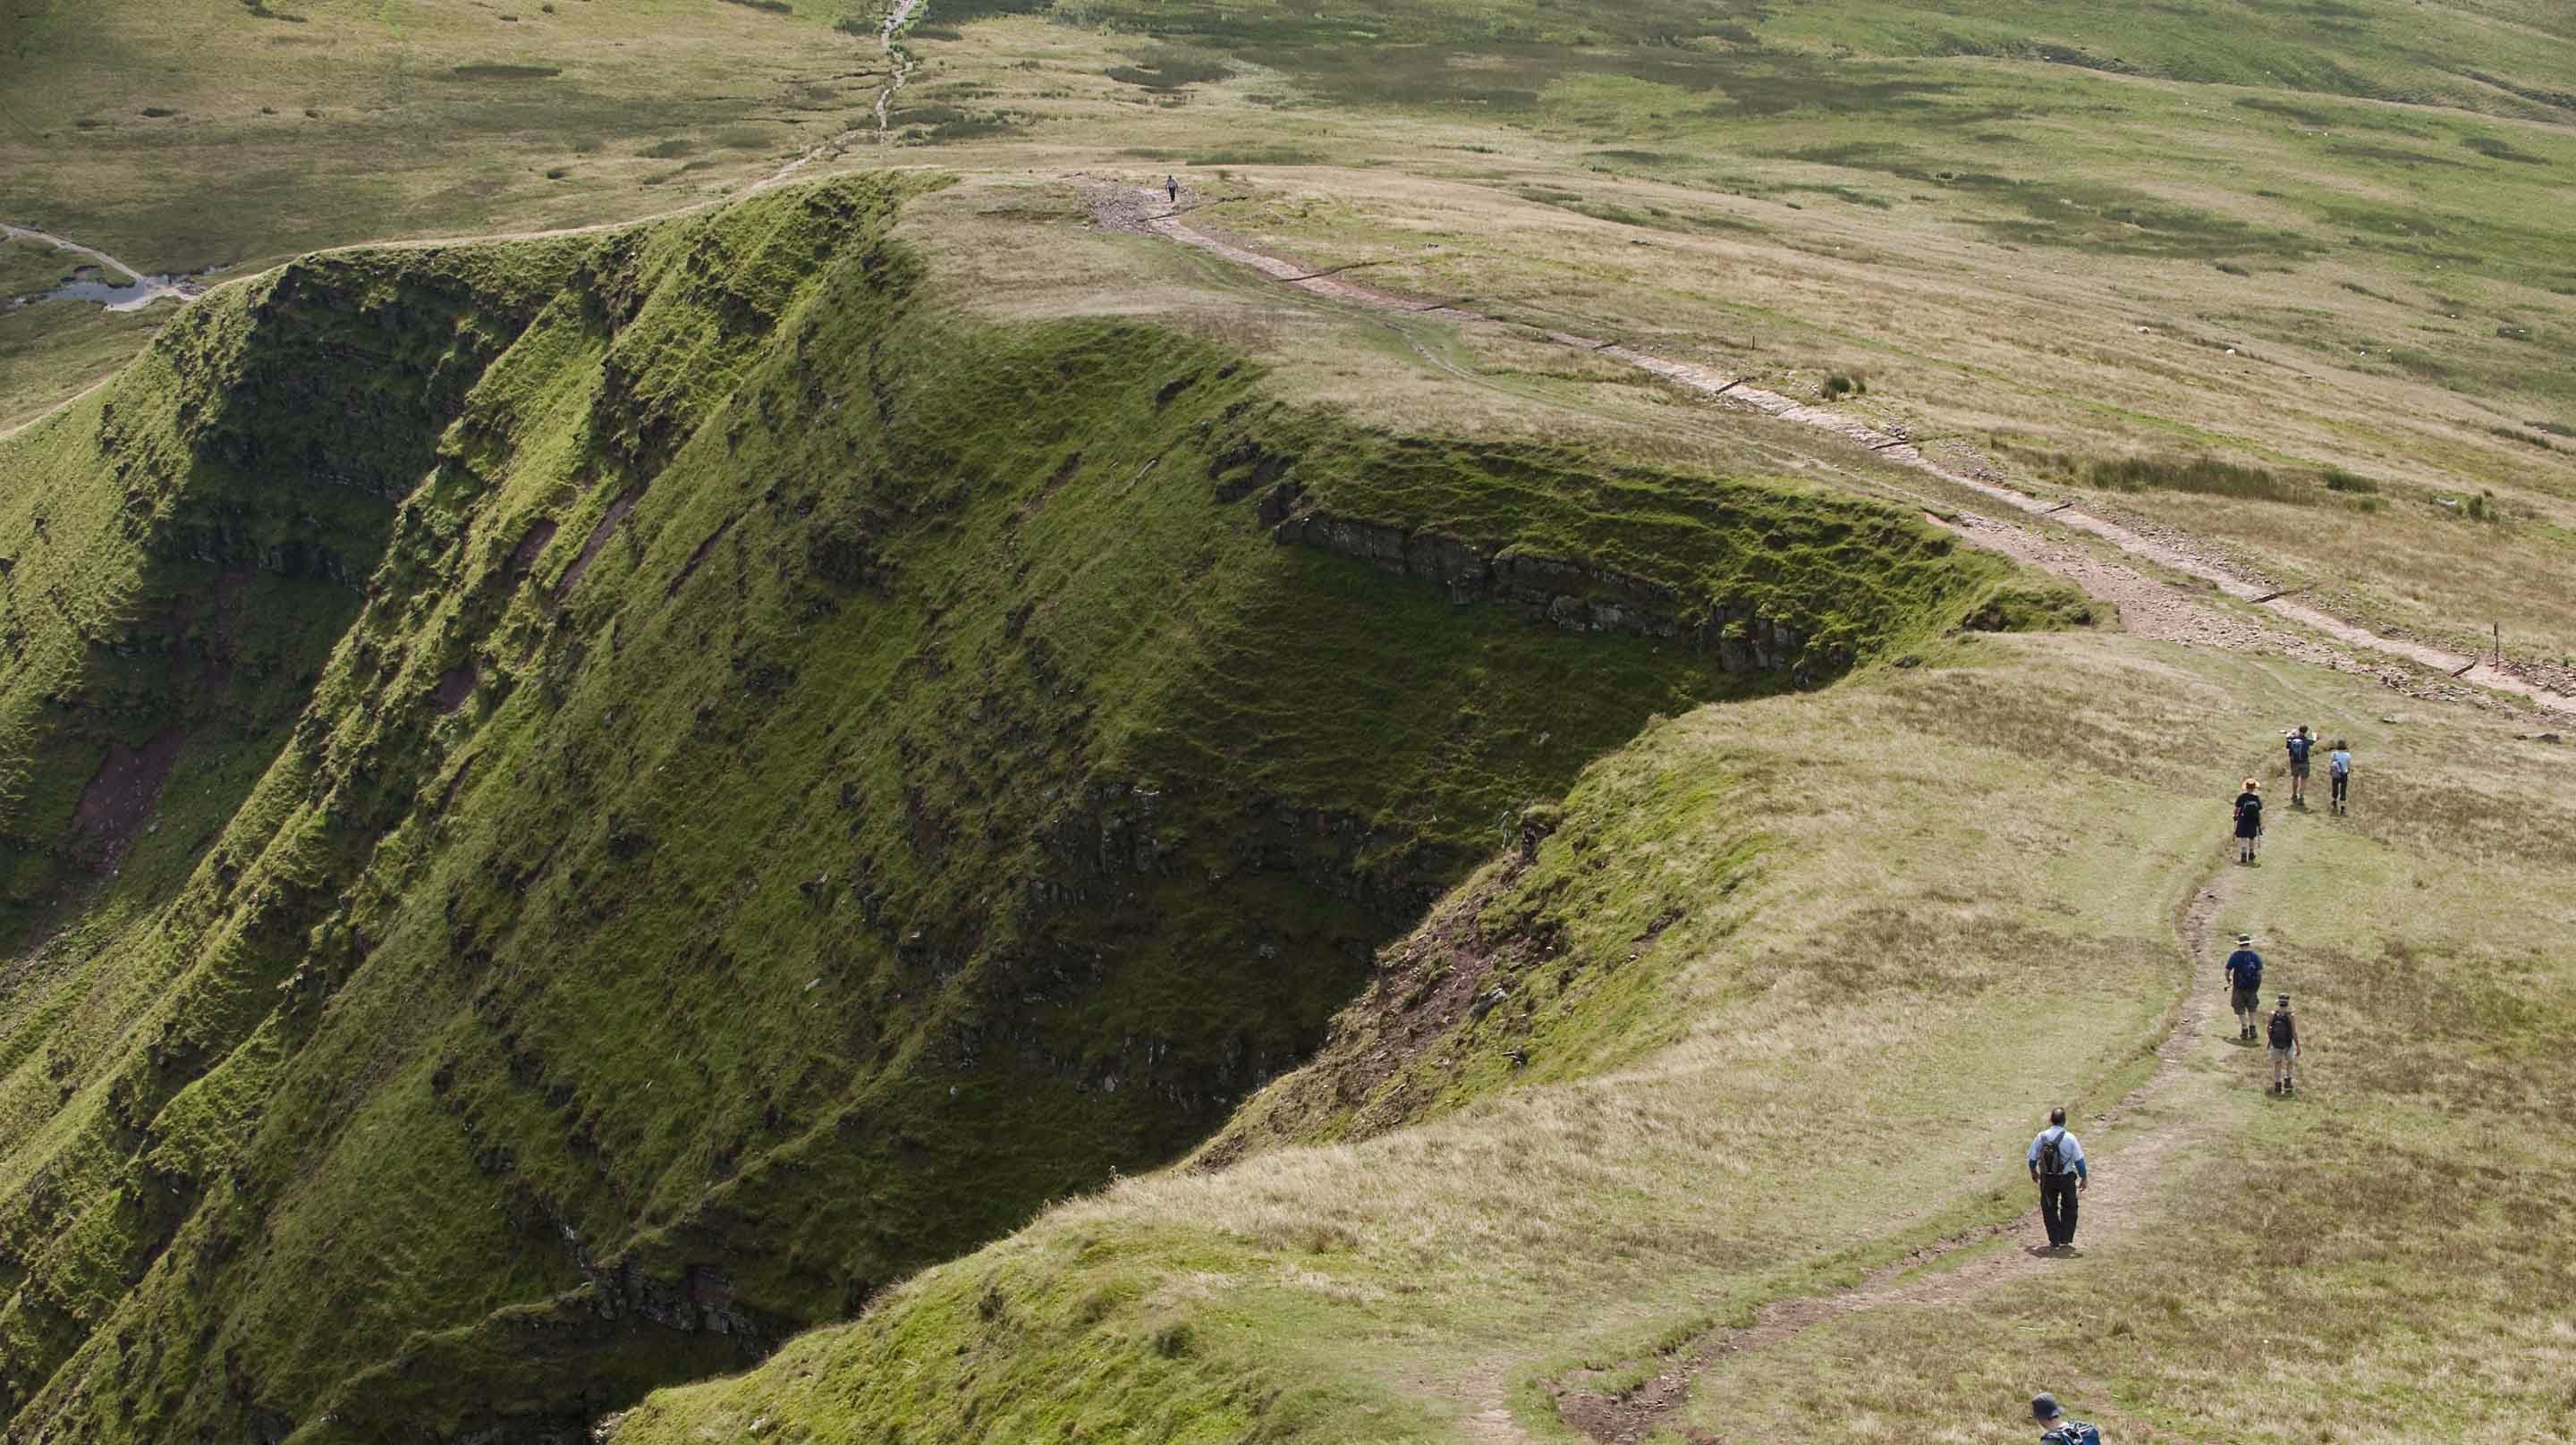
[2030,1392,2105,1444]
[2224,934,2265,1041]
[2232,777,2265,865]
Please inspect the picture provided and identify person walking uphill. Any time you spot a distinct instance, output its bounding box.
[2268,994,2301,1094]
[2031,1393,2105,1444]
[2027,1108,2089,1252]
[2233,778,2264,865]
[1165,173,1180,206]
[2285,725,2316,807]
[2225,934,2264,1041]
[2328,739,2353,816]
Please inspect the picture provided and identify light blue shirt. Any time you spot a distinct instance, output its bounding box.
[2329,749,2351,775]
[2028,1126,2088,1179]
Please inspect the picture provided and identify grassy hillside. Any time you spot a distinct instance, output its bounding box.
[612,630,2576,1445]
[0,174,2008,1442]
[866,0,2576,660]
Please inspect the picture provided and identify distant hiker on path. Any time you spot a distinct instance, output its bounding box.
[2225,934,2264,1041]
[2031,1393,2105,1445]
[1165,173,1180,206]
[2027,1107,2088,1253]
[2268,994,2301,1094]
[2285,725,2315,807]
[2328,738,2352,815]
[2233,778,2264,865]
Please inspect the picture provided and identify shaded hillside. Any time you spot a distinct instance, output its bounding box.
[0,175,2007,1441]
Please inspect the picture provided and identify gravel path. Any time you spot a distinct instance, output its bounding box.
[1088,182,2574,717]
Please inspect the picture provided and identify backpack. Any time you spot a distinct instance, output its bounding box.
[2268,1010,2294,1048]
[2287,735,2311,765]
[2042,1425,2103,1445]
[2238,794,2262,827]
[2331,751,2351,776]
[2038,1128,2064,1175]
[2231,952,2261,989]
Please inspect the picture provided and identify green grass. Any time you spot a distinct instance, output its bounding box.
[611,629,2576,1445]
[0,174,2007,1442]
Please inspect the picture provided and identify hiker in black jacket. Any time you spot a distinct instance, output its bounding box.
[2032,1392,2105,1444]
[2268,994,2301,1094]
[2233,778,2264,865]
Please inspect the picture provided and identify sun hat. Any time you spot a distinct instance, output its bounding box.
[2031,1392,2063,1423]
[2236,934,2252,945]
[2243,777,2260,790]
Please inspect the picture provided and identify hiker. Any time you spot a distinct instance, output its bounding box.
[2224,933,2264,1041]
[1165,173,1180,206]
[2232,777,2264,865]
[2031,1393,2105,1445]
[2026,1107,2088,1253]
[2284,725,2315,806]
[2268,993,2301,1094]
[2328,738,2352,815]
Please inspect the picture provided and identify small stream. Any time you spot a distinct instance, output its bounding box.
[2,223,199,313]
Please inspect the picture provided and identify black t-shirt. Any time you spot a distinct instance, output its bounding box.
[2235,791,2264,830]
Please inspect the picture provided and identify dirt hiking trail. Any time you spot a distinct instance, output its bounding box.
[1533,864,2243,1445]
[1088,182,2574,718]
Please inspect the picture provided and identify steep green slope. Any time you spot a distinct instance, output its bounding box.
[610,634,2576,1445]
[0,174,2004,1441]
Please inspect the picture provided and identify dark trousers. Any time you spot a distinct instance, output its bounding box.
[2038,1172,2080,1246]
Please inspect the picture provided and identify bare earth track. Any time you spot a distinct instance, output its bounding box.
[1543,870,2234,1445]
[1086,182,2575,719]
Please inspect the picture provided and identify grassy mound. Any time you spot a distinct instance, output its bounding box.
[0,174,2004,1441]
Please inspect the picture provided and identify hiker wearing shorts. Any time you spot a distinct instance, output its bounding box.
[2032,1393,2105,1444]
[2284,725,2315,807]
[2026,1108,2088,1252]
[2224,934,2264,1041]
[2233,778,2264,865]
[2268,994,2300,1094]
[2328,739,2352,815]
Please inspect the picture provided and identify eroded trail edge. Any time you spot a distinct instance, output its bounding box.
[1087,183,2574,717]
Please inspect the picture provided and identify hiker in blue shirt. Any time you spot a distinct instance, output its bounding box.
[2224,933,2264,1042]
[2032,1392,2104,1444]
[2026,1107,2088,1253]
[2327,739,2352,816]
[2284,725,2315,807]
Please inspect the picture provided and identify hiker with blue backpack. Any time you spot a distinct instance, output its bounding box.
[2032,1392,2104,1444]
[2284,724,2315,807]
[2224,933,2264,1041]
[2026,1107,2088,1253]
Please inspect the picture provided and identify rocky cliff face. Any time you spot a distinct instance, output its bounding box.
[1271,506,1824,678]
